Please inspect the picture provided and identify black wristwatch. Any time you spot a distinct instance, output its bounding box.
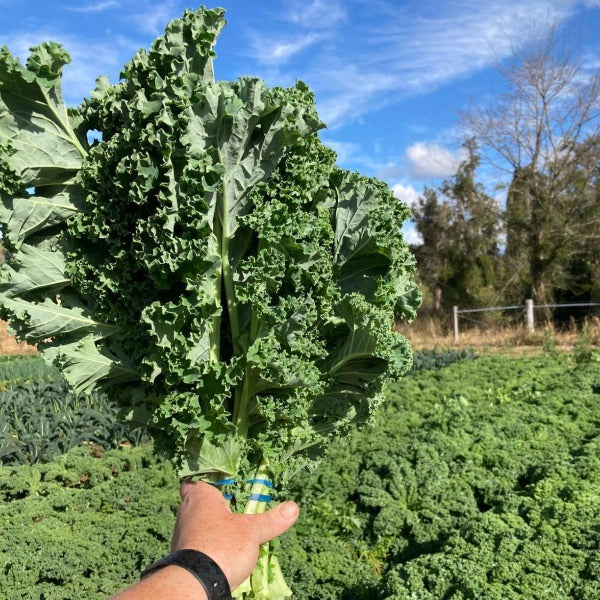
[140,549,232,600]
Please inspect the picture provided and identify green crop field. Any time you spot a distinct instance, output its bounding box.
[0,350,598,599]
[282,351,600,599]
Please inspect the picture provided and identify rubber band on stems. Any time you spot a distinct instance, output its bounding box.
[210,478,235,500]
[209,478,275,502]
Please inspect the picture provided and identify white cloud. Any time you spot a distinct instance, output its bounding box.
[250,33,324,66]
[406,142,466,179]
[285,0,347,29]
[392,183,420,209]
[129,0,179,35]
[316,66,399,128]
[401,223,423,246]
[69,1,120,13]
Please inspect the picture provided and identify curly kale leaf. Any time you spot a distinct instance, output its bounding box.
[0,42,132,396]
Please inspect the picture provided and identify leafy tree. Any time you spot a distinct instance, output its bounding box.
[503,134,600,305]
[412,140,501,313]
[554,134,600,306]
[411,187,452,313]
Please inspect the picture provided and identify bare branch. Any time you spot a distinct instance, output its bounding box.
[462,25,600,302]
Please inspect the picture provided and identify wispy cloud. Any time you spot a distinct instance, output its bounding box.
[128,0,180,35]
[68,0,120,13]
[245,0,343,68]
[372,2,573,91]
[299,0,580,127]
[315,66,399,128]
[250,32,325,66]
[284,0,347,29]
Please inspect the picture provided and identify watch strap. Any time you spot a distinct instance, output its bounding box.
[141,548,232,599]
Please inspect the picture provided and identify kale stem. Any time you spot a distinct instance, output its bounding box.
[232,236,263,434]
[43,88,88,159]
[244,461,271,515]
[219,181,240,356]
[233,371,250,437]
[210,262,222,364]
[221,239,241,356]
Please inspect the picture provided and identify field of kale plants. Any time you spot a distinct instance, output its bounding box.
[0,348,598,599]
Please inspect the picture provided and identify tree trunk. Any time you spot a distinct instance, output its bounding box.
[433,285,442,312]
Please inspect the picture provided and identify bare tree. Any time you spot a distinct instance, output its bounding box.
[464,29,600,304]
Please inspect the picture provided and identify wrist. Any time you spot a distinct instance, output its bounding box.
[112,565,209,600]
[141,549,232,600]
[148,566,210,600]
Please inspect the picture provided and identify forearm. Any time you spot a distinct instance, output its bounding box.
[111,483,298,599]
[111,565,209,600]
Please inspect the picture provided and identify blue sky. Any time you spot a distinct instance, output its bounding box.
[1,0,599,243]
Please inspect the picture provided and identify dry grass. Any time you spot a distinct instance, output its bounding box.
[0,321,37,356]
[397,315,600,355]
[0,316,598,358]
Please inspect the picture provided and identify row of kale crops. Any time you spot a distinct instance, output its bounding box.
[0,349,476,467]
[1,350,599,598]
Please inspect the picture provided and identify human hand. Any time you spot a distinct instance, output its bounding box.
[171,481,300,590]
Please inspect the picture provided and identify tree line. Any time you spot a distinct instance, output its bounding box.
[411,32,600,323]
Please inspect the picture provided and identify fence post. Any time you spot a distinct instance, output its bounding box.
[525,299,534,332]
[453,306,459,341]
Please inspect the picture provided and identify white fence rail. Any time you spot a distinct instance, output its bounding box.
[452,300,600,340]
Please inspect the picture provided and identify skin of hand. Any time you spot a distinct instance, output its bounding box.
[111,481,299,599]
[171,481,300,590]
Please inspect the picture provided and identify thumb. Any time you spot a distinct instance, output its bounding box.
[251,502,300,545]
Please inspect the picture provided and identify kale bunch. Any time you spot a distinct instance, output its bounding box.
[0,8,419,597]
